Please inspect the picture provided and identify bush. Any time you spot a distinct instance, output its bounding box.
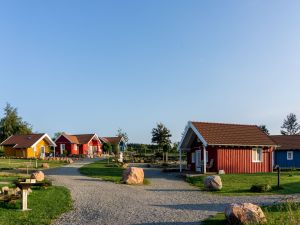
[154,151,163,159]
[63,150,68,156]
[250,184,272,192]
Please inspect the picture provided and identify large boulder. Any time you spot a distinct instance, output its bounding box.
[31,171,45,182]
[67,158,74,164]
[42,163,49,169]
[122,167,144,185]
[225,203,267,225]
[204,175,222,191]
[1,186,9,194]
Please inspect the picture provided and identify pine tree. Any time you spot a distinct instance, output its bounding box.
[280,113,300,135]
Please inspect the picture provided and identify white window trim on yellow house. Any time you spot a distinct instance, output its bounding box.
[31,134,56,148]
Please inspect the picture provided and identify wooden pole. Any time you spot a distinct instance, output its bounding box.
[203,146,207,174]
[22,189,28,210]
[179,147,182,173]
[277,166,280,188]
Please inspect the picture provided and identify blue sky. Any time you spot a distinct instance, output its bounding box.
[0,1,300,143]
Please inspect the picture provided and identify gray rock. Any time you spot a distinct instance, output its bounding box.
[204,175,223,191]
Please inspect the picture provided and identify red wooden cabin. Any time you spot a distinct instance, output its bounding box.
[55,133,102,156]
[178,121,277,174]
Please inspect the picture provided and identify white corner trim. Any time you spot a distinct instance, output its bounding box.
[177,122,191,151]
[87,134,101,144]
[31,133,56,148]
[178,121,208,151]
[190,122,208,147]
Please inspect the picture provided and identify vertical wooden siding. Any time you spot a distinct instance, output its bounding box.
[216,147,272,173]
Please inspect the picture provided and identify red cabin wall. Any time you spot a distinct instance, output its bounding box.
[186,145,273,174]
[216,147,272,173]
[55,136,72,155]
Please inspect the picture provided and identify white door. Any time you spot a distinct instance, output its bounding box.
[40,146,46,158]
[88,146,93,155]
[195,150,202,172]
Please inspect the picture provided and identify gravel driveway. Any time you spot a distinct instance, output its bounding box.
[45,159,288,225]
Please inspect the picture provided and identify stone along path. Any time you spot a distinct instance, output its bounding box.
[45,160,286,225]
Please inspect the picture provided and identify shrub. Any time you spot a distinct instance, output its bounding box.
[162,162,169,167]
[63,150,68,156]
[250,184,272,192]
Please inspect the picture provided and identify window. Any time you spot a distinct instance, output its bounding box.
[191,152,196,163]
[287,151,293,160]
[252,148,263,162]
[60,144,65,151]
[206,151,209,163]
[74,144,78,151]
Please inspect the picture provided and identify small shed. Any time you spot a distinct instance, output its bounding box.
[55,133,102,156]
[101,136,126,152]
[178,121,277,174]
[271,135,300,169]
[1,133,56,158]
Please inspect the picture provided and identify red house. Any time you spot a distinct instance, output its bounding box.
[55,133,102,156]
[178,121,277,174]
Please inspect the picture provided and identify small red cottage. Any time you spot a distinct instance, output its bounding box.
[55,133,102,156]
[178,121,277,174]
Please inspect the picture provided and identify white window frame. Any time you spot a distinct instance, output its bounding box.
[287,151,293,160]
[60,144,65,150]
[60,144,65,154]
[252,148,263,163]
[191,152,196,163]
[74,144,78,151]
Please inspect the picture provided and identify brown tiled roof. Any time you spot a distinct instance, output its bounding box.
[1,133,45,148]
[270,135,300,150]
[101,137,123,145]
[74,134,97,144]
[62,134,97,144]
[192,122,276,146]
[62,134,79,144]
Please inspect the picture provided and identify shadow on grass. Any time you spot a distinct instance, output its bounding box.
[152,203,228,212]
[0,201,20,210]
[146,189,200,192]
[134,222,201,225]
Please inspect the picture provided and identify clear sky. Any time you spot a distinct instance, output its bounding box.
[0,1,300,143]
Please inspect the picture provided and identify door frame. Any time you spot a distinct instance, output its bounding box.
[40,146,46,158]
[195,150,202,172]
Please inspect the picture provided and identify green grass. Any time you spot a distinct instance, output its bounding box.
[0,186,72,225]
[203,202,300,225]
[0,158,68,171]
[80,160,125,183]
[80,159,150,185]
[186,171,300,196]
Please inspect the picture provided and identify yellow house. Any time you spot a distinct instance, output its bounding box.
[0,133,56,158]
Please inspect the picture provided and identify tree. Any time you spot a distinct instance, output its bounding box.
[258,125,270,135]
[116,128,128,143]
[140,144,148,156]
[171,142,179,152]
[151,123,172,162]
[280,113,300,135]
[103,142,112,155]
[53,132,63,141]
[0,103,32,142]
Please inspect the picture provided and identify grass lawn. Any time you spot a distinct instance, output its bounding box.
[0,186,72,225]
[186,171,300,196]
[0,173,72,225]
[80,159,150,184]
[0,158,68,171]
[203,202,300,225]
[79,160,125,183]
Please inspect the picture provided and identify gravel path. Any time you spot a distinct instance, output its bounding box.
[46,159,290,225]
